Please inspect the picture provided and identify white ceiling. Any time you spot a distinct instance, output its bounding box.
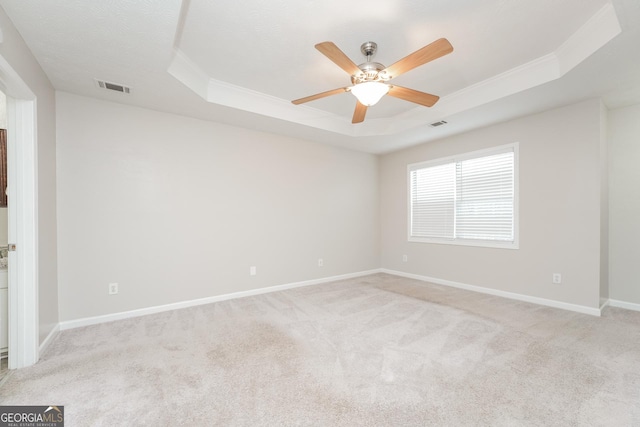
[1,0,639,153]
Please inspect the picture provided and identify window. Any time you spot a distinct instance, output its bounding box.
[408,143,518,248]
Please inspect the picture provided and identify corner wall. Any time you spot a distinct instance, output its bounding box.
[0,6,58,344]
[609,102,640,305]
[55,92,379,322]
[380,99,605,309]
[599,101,609,304]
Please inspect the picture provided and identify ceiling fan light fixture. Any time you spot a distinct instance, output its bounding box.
[350,81,389,106]
[292,39,453,123]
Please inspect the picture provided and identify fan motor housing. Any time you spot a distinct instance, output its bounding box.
[352,62,388,84]
[351,41,390,84]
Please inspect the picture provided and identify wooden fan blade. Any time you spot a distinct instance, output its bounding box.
[292,87,348,105]
[315,42,361,76]
[352,101,367,124]
[388,85,440,107]
[382,38,453,79]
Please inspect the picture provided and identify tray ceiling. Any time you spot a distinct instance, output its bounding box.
[1,0,639,153]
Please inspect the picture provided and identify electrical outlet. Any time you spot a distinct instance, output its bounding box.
[552,273,562,284]
[318,258,324,267]
[108,283,118,295]
[402,255,408,262]
[250,266,256,276]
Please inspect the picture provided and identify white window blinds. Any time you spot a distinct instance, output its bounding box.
[410,162,455,239]
[409,144,517,248]
[456,151,514,241]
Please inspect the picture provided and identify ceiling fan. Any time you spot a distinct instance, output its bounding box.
[292,38,453,124]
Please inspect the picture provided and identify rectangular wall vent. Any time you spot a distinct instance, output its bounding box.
[430,120,448,127]
[95,79,131,94]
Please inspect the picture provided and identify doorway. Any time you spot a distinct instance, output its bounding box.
[0,52,39,370]
[0,90,6,377]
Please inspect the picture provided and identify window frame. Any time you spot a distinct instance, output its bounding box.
[407,142,519,249]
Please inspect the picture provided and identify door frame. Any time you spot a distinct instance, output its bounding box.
[0,52,39,369]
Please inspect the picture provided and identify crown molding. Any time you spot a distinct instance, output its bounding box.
[168,2,621,137]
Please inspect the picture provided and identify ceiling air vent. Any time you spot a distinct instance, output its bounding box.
[95,79,131,94]
[430,120,448,127]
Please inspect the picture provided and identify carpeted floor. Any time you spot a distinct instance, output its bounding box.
[1,273,639,426]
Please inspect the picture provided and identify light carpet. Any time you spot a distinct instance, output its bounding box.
[1,273,639,426]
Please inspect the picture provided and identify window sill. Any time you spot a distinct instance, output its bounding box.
[408,237,519,250]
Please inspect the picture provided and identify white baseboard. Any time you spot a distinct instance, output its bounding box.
[59,269,382,331]
[39,323,60,357]
[55,269,634,332]
[607,299,640,312]
[381,269,602,317]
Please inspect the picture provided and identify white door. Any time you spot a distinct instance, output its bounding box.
[0,48,40,370]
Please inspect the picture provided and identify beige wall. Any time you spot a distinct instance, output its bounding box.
[380,99,605,309]
[0,7,58,343]
[600,102,609,302]
[609,103,640,304]
[55,92,379,321]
